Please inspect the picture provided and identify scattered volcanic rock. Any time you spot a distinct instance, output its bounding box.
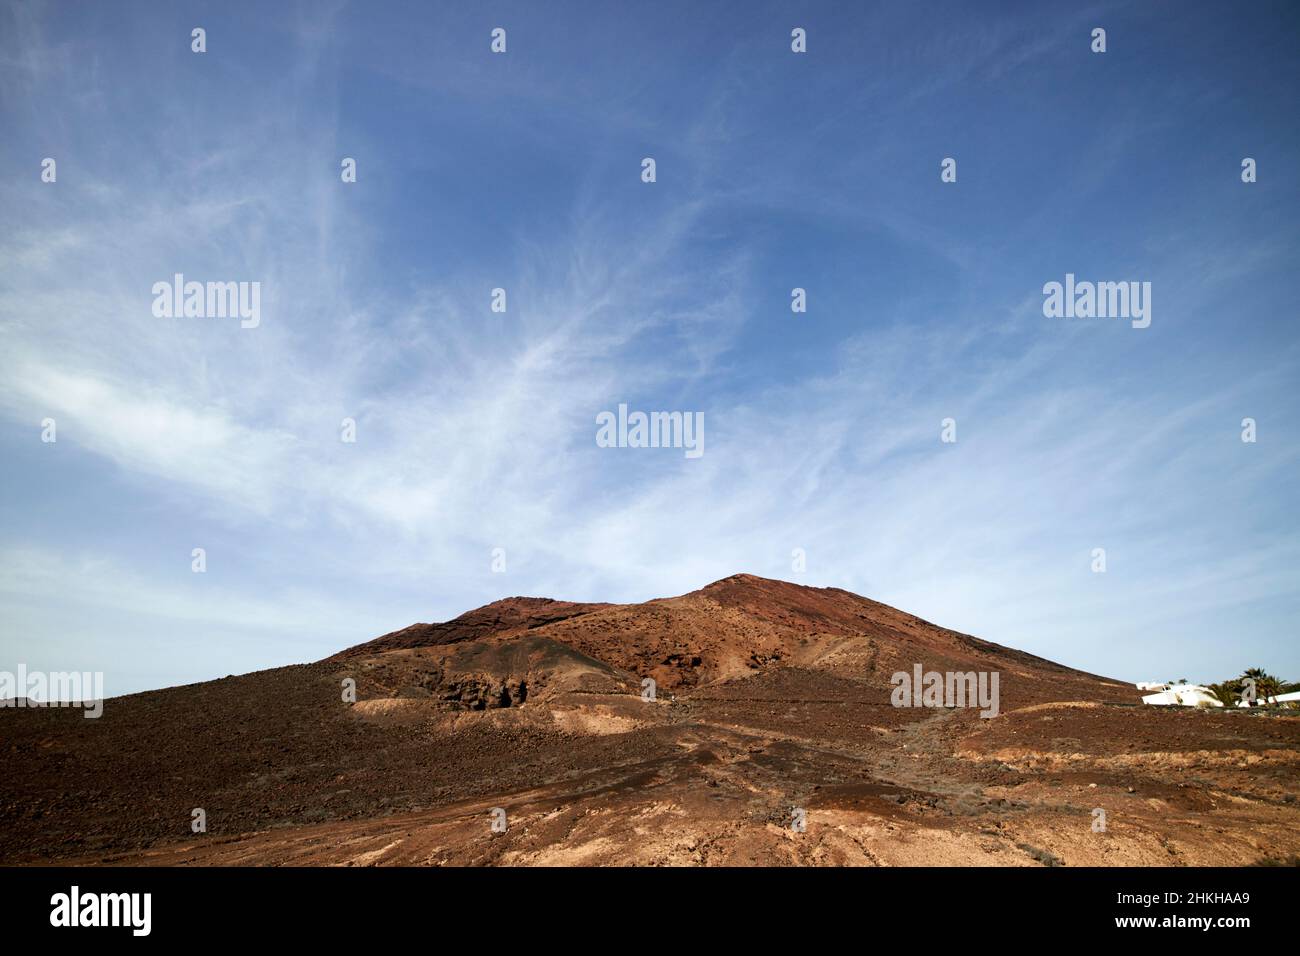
[330,597,611,660]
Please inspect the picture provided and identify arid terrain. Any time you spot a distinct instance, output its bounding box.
[3,574,1297,866]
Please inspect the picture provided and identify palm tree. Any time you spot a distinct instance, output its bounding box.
[1208,682,1241,708]
[1259,675,1285,704]
[1240,668,1286,705]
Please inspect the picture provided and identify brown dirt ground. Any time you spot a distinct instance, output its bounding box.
[3,574,1296,866]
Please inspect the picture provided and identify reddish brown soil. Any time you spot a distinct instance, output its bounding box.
[2,574,1296,866]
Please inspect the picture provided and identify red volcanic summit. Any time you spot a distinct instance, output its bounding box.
[333,573,1128,703]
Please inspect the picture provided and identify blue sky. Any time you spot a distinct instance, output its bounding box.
[2,0,1298,696]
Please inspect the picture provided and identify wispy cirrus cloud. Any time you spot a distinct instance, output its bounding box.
[1,1,1298,695]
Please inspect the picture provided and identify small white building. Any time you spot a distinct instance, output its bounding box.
[1137,682,1223,707]
[1237,690,1300,707]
